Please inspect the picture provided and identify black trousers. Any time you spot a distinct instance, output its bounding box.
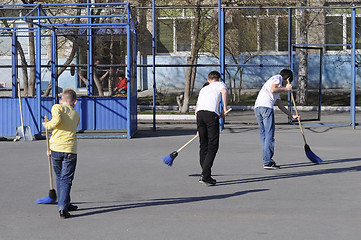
[196,110,220,179]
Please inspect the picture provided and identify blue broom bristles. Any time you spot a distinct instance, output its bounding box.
[305,144,323,164]
[161,151,178,166]
[35,195,56,204]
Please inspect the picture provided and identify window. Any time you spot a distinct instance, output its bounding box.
[175,19,191,51]
[325,4,361,51]
[235,9,294,54]
[0,22,48,57]
[325,16,343,51]
[156,9,193,54]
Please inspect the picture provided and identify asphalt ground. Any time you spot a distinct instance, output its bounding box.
[1,110,361,240]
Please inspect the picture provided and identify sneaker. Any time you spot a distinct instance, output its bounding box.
[59,210,71,219]
[67,204,78,211]
[199,177,216,186]
[263,162,281,170]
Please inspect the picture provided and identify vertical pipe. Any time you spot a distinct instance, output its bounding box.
[36,10,42,136]
[318,48,323,121]
[12,29,17,98]
[351,8,356,128]
[218,0,225,78]
[87,2,93,96]
[134,18,138,135]
[288,8,293,119]
[87,1,95,130]
[288,8,293,71]
[51,30,58,104]
[218,2,225,130]
[127,6,131,138]
[152,0,156,131]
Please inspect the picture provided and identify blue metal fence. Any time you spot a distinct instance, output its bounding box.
[0,2,137,138]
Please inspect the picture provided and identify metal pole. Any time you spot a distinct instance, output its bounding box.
[218,0,225,79]
[219,1,225,130]
[351,8,356,128]
[87,2,93,96]
[152,0,156,132]
[36,8,42,137]
[127,5,131,138]
[318,48,323,121]
[12,29,17,98]
[288,8,293,120]
[51,30,58,104]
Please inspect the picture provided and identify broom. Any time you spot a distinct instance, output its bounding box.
[35,116,57,204]
[162,108,232,166]
[288,81,322,164]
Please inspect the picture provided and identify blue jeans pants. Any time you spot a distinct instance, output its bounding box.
[254,107,275,165]
[51,151,77,212]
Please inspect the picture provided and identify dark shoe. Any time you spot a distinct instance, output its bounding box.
[67,204,78,211]
[199,177,216,186]
[263,162,281,170]
[59,210,71,219]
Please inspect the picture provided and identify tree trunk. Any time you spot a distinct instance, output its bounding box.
[0,14,29,96]
[93,75,104,96]
[181,57,193,113]
[297,0,308,105]
[17,43,29,96]
[109,36,115,96]
[28,22,36,97]
[180,4,201,113]
[43,42,77,96]
[238,69,243,103]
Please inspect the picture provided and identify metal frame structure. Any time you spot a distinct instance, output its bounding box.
[1,3,360,140]
[0,2,138,138]
[148,4,359,129]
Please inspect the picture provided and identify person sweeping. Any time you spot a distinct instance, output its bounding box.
[254,69,300,170]
[42,89,80,219]
[195,71,228,186]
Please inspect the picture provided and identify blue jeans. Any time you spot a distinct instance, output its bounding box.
[51,151,77,211]
[254,107,275,165]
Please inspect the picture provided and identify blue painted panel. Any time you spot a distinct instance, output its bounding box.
[95,97,128,130]
[0,97,131,138]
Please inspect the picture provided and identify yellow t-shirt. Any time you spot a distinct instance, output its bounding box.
[45,104,80,154]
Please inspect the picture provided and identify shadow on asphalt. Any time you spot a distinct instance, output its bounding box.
[216,158,361,186]
[70,189,269,218]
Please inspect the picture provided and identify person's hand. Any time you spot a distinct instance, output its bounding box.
[42,122,47,128]
[46,150,51,157]
[220,108,228,118]
[223,108,228,116]
[285,83,292,91]
[292,114,300,121]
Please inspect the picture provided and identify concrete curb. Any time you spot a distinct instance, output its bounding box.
[138,105,360,120]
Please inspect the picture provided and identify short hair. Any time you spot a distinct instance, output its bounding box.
[208,71,221,81]
[62,89,77,103]
[116,69,125,78]
[280,69,293,82]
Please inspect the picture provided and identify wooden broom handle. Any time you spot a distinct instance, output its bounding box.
[177,134,198,153]
[287,80,307,145]
[177,108,233,153]
[45,116,54,190]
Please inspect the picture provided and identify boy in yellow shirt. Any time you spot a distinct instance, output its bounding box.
[43,89,80,219]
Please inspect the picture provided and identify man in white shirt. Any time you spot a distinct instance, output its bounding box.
[254,69,300,170]
[195,71,228,186]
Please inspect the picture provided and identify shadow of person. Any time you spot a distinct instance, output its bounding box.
[71,189,269,218]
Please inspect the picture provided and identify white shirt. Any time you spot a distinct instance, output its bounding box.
[254,75,282,109]
[196,81,227,116]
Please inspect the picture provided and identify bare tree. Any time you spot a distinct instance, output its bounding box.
[297,0,309,105]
